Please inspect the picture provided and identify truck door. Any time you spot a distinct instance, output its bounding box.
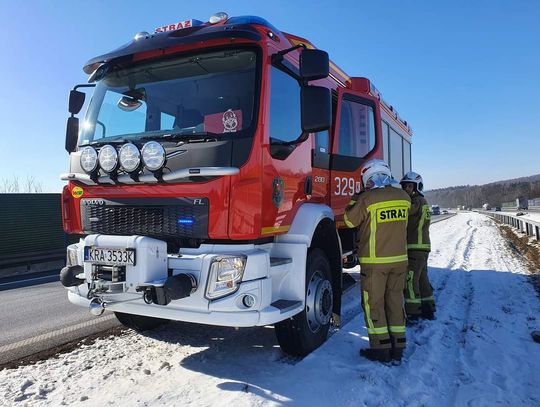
[311,129,331,201]
[259,64,316,235]
[330,88,383,228]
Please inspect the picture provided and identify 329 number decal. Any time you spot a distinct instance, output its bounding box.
[334,177,361,196]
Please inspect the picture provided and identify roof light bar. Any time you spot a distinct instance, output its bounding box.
[134,31,150,41]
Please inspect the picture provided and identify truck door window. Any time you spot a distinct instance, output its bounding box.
[389,128,403,179]
[381,121,389,164]
[269,67,300,144]
[316,130,329,153]
[338,97,375,158]
[403,140,411,174]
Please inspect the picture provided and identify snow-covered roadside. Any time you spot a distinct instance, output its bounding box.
[1,213,539,406]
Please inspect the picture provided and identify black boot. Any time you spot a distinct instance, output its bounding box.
[421,303,436,320]
[391,347,403,362]
[359,348,391,363]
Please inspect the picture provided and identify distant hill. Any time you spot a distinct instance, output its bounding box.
[424,174,540,208]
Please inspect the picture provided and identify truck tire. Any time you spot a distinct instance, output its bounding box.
[114,312,169,332]
[275,248,333,356]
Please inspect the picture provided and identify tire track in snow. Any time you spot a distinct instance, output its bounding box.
[404,214,478,404]
[447,224,479,406]
[451,216,539,405]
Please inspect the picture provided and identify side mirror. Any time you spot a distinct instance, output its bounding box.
[300,49,329,81]
[301,86,331,133]
[69,90,86,115]
[66,117,79,153]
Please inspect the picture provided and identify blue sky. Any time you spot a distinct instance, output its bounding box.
[0,0,538,192]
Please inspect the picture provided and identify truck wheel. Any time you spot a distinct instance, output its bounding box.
[114,312,169,332]
[275,248,333,356]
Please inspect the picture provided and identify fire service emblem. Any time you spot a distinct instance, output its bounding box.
[222,109,238,132]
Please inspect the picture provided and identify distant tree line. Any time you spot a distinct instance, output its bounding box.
[0,176,43,193]
[424,174,540,208]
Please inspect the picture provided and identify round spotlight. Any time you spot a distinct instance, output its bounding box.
[119,143,141,173]
[80,146,98,173]
[242,294,256,308]
[141,141,166,171]
[98,144,118,173]
[209,12,228,24]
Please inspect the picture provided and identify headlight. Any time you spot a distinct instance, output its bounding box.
[119,143,141,173]
[80,146,98,173]
[205,255,247,300]
[141,141,166,171]
[98,144,118,173]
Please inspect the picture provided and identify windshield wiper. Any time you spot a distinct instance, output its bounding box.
[81,138,130,147]
[140,131,221,142]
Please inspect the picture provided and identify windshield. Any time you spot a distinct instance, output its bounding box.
[79,48,258,145]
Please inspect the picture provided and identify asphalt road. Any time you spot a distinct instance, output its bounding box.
[0,271,120,365]
[431,213,456,223]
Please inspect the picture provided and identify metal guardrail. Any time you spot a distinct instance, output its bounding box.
[481,210,540,241]
[499,206,540,212]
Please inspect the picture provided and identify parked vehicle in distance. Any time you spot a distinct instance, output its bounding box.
[431,205,440,215]
[495,207,501,211]
[516,197,528,210]
[442,209,448,214]
[482,203,491,211]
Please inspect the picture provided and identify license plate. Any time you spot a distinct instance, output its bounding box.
[84,247,136,266]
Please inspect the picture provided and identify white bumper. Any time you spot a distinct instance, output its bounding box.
[66,235,306,327]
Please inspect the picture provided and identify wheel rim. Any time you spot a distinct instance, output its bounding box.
[306,271,333,333]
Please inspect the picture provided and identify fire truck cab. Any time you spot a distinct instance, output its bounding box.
[61,13,413,356]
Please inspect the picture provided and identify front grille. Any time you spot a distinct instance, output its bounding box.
[81,198,208,239]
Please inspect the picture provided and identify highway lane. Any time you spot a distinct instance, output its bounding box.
[0,271,120,365]
[431,212,456,223]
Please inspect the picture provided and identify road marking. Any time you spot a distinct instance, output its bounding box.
[0,275,57,287]
[0,314,117,354]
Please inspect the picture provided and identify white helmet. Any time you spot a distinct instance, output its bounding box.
[400,171,424,192]
[361,159,397,190]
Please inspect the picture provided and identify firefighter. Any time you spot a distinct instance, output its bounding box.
[344,159,411,363]
[400,172,436,321]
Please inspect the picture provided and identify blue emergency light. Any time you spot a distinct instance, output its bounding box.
[178,217,194,225]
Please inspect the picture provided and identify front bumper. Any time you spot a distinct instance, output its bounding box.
[65,234,303,327]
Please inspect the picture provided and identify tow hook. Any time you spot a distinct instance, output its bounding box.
[136,273,197,306]
[89,297,106,316]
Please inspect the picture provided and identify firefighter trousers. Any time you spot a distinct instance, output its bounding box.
[360,263,407,350]
[404,250,435,316]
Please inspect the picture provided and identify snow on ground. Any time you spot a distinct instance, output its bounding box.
[1,213,539,406]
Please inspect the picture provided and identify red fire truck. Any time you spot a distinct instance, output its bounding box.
[61,12,413,356]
